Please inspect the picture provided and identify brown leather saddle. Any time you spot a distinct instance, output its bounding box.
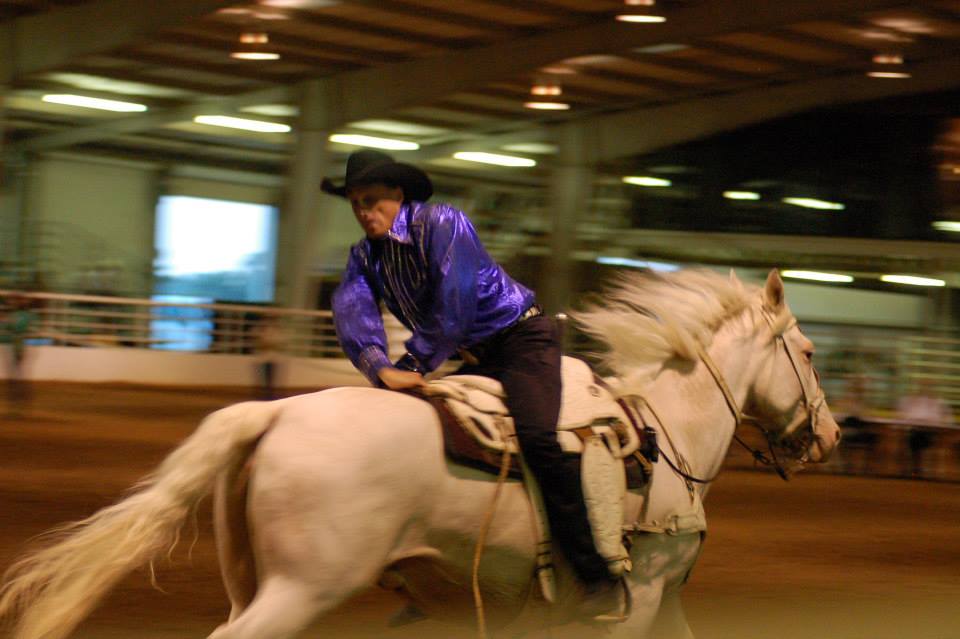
[421,357,654,489]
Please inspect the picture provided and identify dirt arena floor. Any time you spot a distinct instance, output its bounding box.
[1,382,958,639]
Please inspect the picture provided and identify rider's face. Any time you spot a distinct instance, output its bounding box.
[347,183,403,239]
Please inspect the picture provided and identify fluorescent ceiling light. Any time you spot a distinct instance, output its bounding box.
[880,274,945,287]
[42,94,148,112]
[597,256,678,271]
[45,73,184,98]
[866,71,911,79]
[932,220,960,233]
[634,43,689,54]
[193,115,291,133]
[453,152,536,167]
[540,65,577,75]
[524,101,570,110]
[623,176,671,187]
[241,104,298,117]
[350,119,448,136]
[723,190,760,200]
[230,52,281,60]
[260,0,339,7]
[782,270,853,283]
[502,143,558,155]
[563,54,620,66]
[329,133,419,150]
[616,14,667,23]
[782,197,845,210]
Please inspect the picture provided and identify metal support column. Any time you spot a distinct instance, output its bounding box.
[542,122,593,314]
[276,80,334,309]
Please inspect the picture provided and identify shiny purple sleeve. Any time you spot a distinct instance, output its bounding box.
[332,247,391,385]
[405,206,481,372]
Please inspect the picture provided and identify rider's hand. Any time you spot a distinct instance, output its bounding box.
[378,366,426,390]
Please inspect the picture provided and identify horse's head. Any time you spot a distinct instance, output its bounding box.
[743,270,841,475]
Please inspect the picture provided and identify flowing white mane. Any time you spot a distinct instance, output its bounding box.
[573,269,765,393]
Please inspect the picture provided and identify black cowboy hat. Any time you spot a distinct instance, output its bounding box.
[321,150,433,202]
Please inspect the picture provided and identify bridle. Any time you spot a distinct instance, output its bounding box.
[651,304,827,484]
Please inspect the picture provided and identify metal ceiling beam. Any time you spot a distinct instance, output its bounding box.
[11,0,914,153]
[0,0,236,82]
[585,53,960,163]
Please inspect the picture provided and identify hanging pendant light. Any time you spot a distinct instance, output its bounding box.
[231,32,281,60]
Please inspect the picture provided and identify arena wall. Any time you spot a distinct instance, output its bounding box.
[14,345,367,388]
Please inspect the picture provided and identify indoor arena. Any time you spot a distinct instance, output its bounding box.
[2,2,960,639]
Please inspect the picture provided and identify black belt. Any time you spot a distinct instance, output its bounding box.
[460,304,543,364]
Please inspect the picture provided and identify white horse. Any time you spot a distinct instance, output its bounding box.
[0,269,840,639]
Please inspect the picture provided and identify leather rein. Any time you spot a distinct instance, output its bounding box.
[645,306,826,485]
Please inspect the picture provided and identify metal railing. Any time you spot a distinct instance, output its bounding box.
[1,290,345,359]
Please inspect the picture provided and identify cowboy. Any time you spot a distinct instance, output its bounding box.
[324,150,620,615]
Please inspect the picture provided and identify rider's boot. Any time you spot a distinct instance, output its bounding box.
[576,576,624,621]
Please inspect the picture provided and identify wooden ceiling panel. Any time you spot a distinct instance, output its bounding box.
[560,73,659,97]
[443,91,535,114]
[68,55,140,70]
[54,64,244,96]
[589,57,718,85]
[486,80,605,105]
[709,32,852,62]
[867,9,960,38]
[398,105,511,126]
[392,0,562,27]
[266,18,432,53]
[169,27,374,68]
[141,65,268,89]
[314,3,501,39]
[787,21,894,49]
[178,22,406,66]
[864,9,960,38]
[125,47,302,83]
[540,0,619,11]
[666,47,784,74]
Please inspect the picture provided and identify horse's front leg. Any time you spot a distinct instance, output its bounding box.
[606,578,664,639]
[649,587,695,639]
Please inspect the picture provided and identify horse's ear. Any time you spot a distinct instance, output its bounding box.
[764,269,785,309]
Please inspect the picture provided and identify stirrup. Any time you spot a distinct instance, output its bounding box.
[587,578,631,624]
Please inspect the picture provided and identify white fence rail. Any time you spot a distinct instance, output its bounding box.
[3,290,345,359]
[5,289,960,413]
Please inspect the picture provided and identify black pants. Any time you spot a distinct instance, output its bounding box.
[460,315,610,584]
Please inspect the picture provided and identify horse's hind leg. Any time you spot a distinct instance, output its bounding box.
[206,577,330,639]
[214,456,258,622]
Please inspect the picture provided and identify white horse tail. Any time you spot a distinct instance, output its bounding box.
[0,400,282,639]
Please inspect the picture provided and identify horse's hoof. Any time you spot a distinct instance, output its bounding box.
[387,603,428,627]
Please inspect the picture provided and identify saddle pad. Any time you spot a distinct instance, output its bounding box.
[424,357,650,487]
[428,356,626,431]
[426,357,640,460]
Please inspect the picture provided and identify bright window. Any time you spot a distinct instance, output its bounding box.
[152,195,277,350]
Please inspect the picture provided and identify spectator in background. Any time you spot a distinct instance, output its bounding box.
[837,374,879,474]
[896,377,954,477]
[254,315,285,401]
[2,293,37,413]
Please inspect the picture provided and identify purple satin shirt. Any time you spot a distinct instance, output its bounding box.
[332,201,535,384]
